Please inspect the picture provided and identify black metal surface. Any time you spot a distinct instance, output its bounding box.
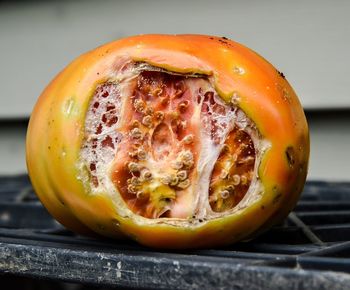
[1,175,350,289]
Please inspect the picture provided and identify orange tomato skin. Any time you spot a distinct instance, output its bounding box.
[26,34,309,248]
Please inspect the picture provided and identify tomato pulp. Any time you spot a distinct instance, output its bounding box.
[80,67,259,222]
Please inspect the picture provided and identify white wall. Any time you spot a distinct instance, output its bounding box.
[1,0,350,118]
[0,0,349,181]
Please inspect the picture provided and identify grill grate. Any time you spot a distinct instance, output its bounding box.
[0,175,350,289]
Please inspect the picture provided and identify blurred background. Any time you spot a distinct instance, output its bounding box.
[0,0,349,180]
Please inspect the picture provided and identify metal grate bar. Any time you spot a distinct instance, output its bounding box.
[287,212,325,246]
[0,175,350,289]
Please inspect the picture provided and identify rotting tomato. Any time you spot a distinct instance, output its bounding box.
[26,34,309,248]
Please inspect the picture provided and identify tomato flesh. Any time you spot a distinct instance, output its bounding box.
[82,67,256,220]
[111,71,199,219]
[209,128,255,212]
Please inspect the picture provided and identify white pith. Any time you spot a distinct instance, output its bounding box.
[78,61,269,226]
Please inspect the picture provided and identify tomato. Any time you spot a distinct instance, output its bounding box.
[26,35,309,248]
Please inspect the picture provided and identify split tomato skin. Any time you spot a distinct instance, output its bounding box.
[26,34,309,248]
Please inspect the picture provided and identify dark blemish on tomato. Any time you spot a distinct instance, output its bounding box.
[92,138,98,149]
[277,70,286,79]
[90,163,96,171]
[273,193,282,204]
[101,135,114,148]
[106,116,118,127]
[106,103,115,111]
[48,146,51,150]
[286,146,295,168]
[96,223,105,230]
[261,205,265,210]
[96,123,103,134]
[218,38,229,45]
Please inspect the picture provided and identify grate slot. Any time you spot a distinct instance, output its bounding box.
[296,201,350,211]
[296,211,350,225]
